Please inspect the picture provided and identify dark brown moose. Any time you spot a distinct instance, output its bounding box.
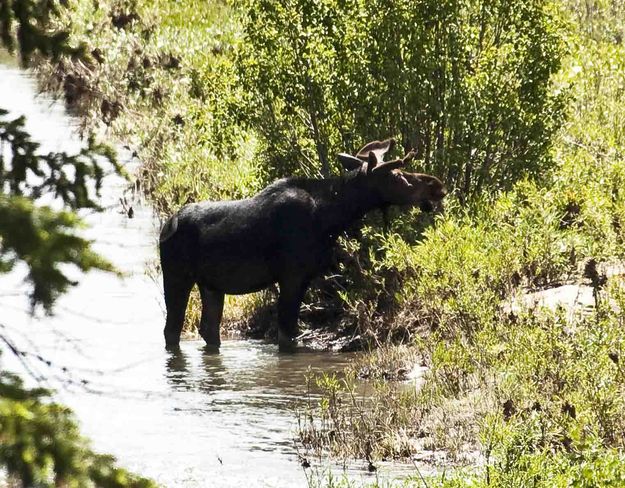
[159,139,447,352]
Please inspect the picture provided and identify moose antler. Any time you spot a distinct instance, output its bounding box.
[356,138,396,162]
[402,149,416,163]
[337,139,415,173]
[337,152,363,170]
[371,148,417,174]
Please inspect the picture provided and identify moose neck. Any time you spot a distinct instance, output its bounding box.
[313,173,384,236]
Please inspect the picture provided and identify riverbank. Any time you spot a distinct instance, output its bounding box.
[33,0,625,486]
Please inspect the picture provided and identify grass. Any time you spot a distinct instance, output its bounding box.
[299,1,625,484]
[40,0,259,209]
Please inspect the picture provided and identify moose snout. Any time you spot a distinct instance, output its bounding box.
[419,200,435,212]
[421,185,447,213]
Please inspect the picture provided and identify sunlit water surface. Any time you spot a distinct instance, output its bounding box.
[0,64,423,487]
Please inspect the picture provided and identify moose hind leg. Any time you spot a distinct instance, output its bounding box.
[163,270,193,349]
[277,279,308,352]
[198,285,224,352]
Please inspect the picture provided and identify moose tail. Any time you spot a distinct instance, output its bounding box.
[159,214,179,243]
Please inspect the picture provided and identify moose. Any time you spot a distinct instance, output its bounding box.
[159,139,447,352]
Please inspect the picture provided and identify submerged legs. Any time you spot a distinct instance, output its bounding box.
[164,269,308,353]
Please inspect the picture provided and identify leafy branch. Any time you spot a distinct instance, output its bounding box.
[0,0,87,67]
[0,106,119,312]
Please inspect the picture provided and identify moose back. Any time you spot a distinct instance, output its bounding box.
[159,139,447,351]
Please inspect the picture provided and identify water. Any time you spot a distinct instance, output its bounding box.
[0,64,417,486]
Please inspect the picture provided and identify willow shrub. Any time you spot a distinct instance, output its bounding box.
[238,0,566,197]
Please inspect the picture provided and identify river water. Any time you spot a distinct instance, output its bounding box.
[0,64,427,487]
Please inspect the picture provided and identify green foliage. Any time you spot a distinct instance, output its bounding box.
[0,0,87,66]
[0,195,115,311]
[0,108,118,311]
[426,448,625,488]
[0,2,156,486]
[239,0,566,195]
[39,0,260,214]
[0,108,119,210]
[138,0,260,210]
[0,372,156,487]
[302,3,625,481]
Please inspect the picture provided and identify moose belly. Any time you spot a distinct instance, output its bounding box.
[196,259,277,295]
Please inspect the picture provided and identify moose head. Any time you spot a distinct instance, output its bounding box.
[160,137,448,353]
[337,138,447,212]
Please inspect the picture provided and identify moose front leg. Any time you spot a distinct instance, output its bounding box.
[277,278,308,352]
[198,285,224,352]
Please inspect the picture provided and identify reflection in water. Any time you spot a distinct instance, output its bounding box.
[165,347,228,393]
[198,347,228,393]
[165,342,354,409]
[165,349,191,385]
[160,341,360,462]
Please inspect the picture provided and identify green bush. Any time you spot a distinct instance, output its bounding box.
[239,0,566,196]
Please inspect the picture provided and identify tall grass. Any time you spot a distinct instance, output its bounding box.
[297,1,625,485]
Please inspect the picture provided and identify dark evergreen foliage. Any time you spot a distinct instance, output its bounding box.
[0,2,156,487]
[0,0,87,66]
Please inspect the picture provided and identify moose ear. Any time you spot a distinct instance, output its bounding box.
[356,138,396,162]
[337,153,364,171]
[366,151,378,174]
